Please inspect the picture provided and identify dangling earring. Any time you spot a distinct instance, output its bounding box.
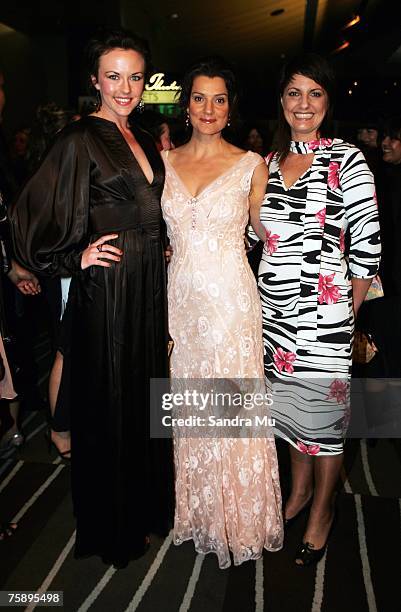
[137,98,145,113]
[227,115,231,128]
[95,89,102,112]
[185,112,190,128]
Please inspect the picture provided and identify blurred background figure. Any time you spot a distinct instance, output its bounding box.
[137,109,175,151]
[0,68,41,456]
[356,115,401,435]
[355,112,381,174]
[377,115,401,297]
[241,122,270,156]
[26,103,73,174]
[9,127,30,186]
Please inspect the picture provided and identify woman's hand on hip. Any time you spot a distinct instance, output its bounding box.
[81,234,122,270]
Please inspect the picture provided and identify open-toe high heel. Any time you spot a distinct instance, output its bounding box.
[295,510,337,567]
[45,427,71,462]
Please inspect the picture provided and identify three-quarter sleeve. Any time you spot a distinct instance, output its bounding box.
[10,127,90,277]
[340,147,381,279]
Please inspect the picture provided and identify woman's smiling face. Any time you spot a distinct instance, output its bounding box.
[92,48,145,121]
[281,73,328,141]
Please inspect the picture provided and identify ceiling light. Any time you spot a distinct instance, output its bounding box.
[169,13,179,19]
[270,8,285,17]
[332,41,350,54]
[343,15,360,29]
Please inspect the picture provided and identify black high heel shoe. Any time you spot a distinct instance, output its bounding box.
[45,427,71,462]
[284,496,312,528]
[295,511,336,567]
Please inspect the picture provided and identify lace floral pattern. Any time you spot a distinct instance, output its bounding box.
[161,151,283,568]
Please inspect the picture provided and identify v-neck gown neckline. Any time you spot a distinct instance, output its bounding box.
[164,150,251,199]
[87,115,155,186]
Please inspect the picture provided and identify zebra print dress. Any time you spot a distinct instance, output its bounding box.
[255,138,381,456]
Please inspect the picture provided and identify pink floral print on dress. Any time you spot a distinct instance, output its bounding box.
[273,347,296,374]
[327,379,348,404]
[265,229,280,255]
[308,138,333,151]
[339,229,345,253]
[296,440,321,455]
[328,161,340,190]
[315,208,326,228]
[265,152,274,165]
[318,272,341,305]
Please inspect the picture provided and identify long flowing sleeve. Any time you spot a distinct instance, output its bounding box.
[10,126,90,276]
[340,147,381,279]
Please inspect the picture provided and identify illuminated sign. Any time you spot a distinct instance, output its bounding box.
[143,72,181,105]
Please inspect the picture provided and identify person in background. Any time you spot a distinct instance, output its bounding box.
[0,68,40,454]
[241,123,270,156]
[356,112,381,175]
[0,326,18,538]
[9,127,30,185]
[137,109,174,151]
[358,116,401,383]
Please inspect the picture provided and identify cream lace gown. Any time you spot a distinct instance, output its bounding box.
[161,150,283,568]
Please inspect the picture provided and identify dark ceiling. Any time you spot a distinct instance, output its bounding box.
[1,0,401,123]
[1,0,400,74]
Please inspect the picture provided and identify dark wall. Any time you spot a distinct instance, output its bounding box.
[0,0,121,135]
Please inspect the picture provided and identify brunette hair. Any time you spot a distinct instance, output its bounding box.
[276,53,335,160]
[381,115,401,141]
[85,28,151,93]
[179,56,239,122]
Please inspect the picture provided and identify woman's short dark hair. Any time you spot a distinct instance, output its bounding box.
[276,53,335,159]
[382,115,401,141]
[85,28,151,92]
[179,56,239,121]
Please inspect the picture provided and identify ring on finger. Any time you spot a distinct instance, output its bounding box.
[97,244,103,253]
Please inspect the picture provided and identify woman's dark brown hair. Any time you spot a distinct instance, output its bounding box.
[85,28,151,93]
[178,56,239,125]
[277,53,335,160]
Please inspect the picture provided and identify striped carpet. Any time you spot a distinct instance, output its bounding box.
[1,411,400,612]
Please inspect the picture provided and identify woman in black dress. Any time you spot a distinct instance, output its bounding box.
[11,29,173,568]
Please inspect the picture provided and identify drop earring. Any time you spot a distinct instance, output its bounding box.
[227,115,231,128]
[137,98,145,113]
[185,113,190,128]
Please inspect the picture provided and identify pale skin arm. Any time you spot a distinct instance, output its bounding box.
[249,162,269,241]
[352,277,373,317]
[81,234,122,269]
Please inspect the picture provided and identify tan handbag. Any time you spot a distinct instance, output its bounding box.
[353,275,383,364]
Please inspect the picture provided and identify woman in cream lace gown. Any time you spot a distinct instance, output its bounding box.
[161,58,283,568]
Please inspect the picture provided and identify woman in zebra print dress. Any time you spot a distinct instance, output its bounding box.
[252,55,381,565]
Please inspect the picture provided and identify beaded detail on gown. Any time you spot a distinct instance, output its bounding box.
[161,150,283,568]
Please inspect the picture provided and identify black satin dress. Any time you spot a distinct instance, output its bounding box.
[11,116,174,567]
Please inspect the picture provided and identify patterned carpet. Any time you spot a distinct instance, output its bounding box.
[1,407,400,612]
